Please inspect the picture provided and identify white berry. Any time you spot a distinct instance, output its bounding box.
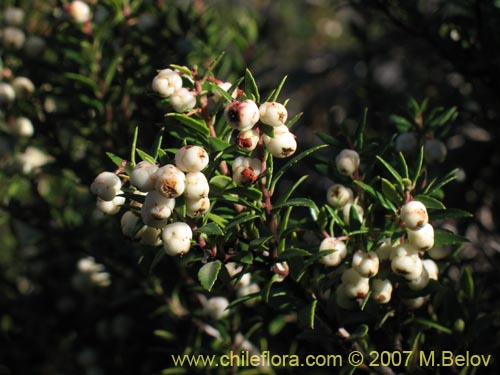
[0,82,16,106]
[263,125,297,158]
[336,149,360,176]
[371,279,393,304]
[153,164,185,198]
[130,161,158,192]
[352,250,379,278]
[3,7,25,26]
[259,102,288,127]
[236,129,260,152]
[90,172,121,202]
[204,296,229,320]
[400,200,428,229]
[120,211,140,238]
[68,0,91,24]
[407,223,434,250]
[175,145,209,173]
[162,222,193,256]
[170,88,196,113]
[342,202,364,226]
[183,172,209,200]
[152,69,183,97]
[326,184,353,208]
[319,237,347,267]
[232,156,261,186]
[12,77,35,98]
[141,191,175,228]
[185,197,210,217]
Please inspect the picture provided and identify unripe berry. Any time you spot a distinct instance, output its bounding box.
[141,191,175,228]
[185,197,210,217]
[263,125,297,158]
[152,69,183,97]
[259,102,288,127]
[184,172,209,200]
[10,117,34,137]
[371,279,393,304]
[407,223,434,250]
[170,88,196,113]
[391,246,423,281]
[24,35,46,58]
[135,225,162,246]
[175,145,209,173]
[342,202,364,226]
[12,77,35,98]
[130,161,158,192]
[341,268,370,299]
[3,7,25,26]
[236,129,259,152]
[424,138,447,164]
[120,211,140,238]
[232,156,261,186]
[319,237,347,267]
[336,149,360,176]
[395,132,418,155]
[153,164,186,198]
[162,222,193,256]
[96,192,125,215]
[68,0,91,24]
[326,184,353,208]
[1,27,25,49]
[0,82,16,106]
[224,100,260,131]
[204,296,229,320]
[90,171,121,201]
[400,200,428,229]
[352,250,379,278]
[16,146,54,174]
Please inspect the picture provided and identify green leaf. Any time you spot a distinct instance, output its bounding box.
[355,108,368,149]
[413,318,453,334]
[273,198,316,211]
[412,146,425,185]
[226,213,260,231]
[154,330,176,341]
[166,113,209,137]
[244,68,260,102]
[381,178,403,206]
[150,127,165,161]
[208,137,231,153]
[433,229,469,247]
[376,155,403,191]
[298,299,318,329]
[209,175,234,195]
[423,168,459,195]
[286,112,303,129]
[169,64,192,77]
[198,260,222,291]
[63,72,98,93]
[209,81,234,103]
[226,186,263,202]
[270,144,329,194]
[195,222,224,236]
[136,148,156,165]
[354,180,396,212]
[106,152,124,168]
[413,195,445,209]
[389,114,413,132]
[398,152,409,179]
[277,175,309,205]
[278,247,312,261]
[130,126,139,167]
[260,123,275,137]
[315,131,340,146]
[428,208,472,221]
[267,75,288,102]
[463,266,474,301]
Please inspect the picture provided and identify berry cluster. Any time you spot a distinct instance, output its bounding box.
[322,149,442,310]
[91,145,211,256]
[152,68,197,113]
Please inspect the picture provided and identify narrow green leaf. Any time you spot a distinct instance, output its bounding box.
[63,72,98,93]
[355,108,368,149]
[278,248,312,261]
[286,112,303,129]
[106,152,124,167]
[154,330,176,341]
[136,148,156,165]
[226,186,263,202]
[270,144,329,194]
[198,260,222,291]
[376,155,404,191]
[381,178,403,206]
[268,75,288,102]
[354,180,396,212]
[463,266,474,301]
[166,113,209,136]
[428,208,472,221]
[195,222,224,236]
[104,54,123,89]
[413,318,453,334]
[424,168,459,194]
[208,136,231,153]
[169,64,192,77]
[433,229,469,247]
[413,195,445,209]
[209,81,234,103]
[389,114,413,132]
[273,198,316,211]
[130,126,139,167]
[298,299,318,329]
[315,131,340,146]
[277,175,309,205]
[412,146,425,185]
[244,68,260,102]
[398,152,409,179]
[150,127,165,161]
[226,214,260,231]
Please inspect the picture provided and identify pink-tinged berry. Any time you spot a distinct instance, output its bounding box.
[224,100,260,131]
